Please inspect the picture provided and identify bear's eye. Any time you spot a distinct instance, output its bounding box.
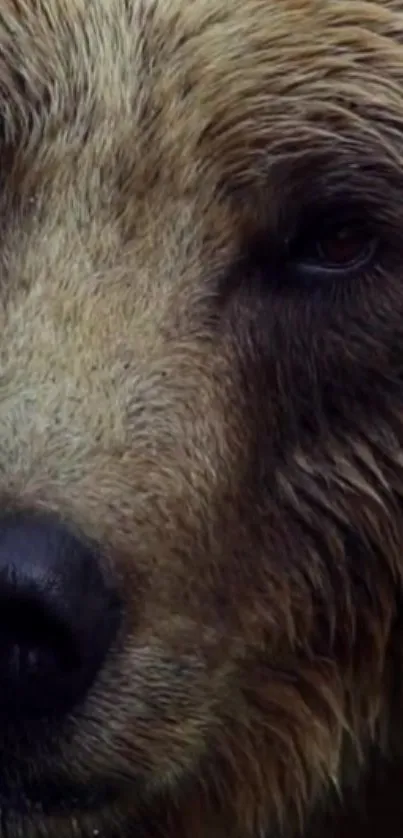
[289,213,379,280]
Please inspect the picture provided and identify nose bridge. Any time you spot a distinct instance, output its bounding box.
[0,260,192,502]
[0,218,223,540]
[0,275,128,485]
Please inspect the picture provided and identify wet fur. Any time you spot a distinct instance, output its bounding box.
[0,0,402,835]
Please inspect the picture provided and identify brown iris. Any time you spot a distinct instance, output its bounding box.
[315,224,371,269]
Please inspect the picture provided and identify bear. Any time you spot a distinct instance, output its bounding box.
[0,0,402,836]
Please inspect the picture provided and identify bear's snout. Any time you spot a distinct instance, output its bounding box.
[0,511,120,723]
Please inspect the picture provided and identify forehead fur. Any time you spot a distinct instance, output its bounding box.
[1,0,403,193]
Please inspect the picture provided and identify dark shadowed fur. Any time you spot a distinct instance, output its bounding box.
[0,0,402,836]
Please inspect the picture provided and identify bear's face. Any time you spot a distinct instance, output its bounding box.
[1,1,403,836]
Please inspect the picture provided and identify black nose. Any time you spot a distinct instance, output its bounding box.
[0,512,120,721]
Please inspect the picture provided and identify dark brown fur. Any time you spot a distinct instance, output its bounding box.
[0,0,402,835]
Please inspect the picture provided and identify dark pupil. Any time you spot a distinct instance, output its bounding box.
[316,226,366,266]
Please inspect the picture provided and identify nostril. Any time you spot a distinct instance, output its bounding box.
[0,512,121,721]
[0,598,80,680]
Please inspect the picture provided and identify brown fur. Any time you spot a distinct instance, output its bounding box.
[0,0,402,835]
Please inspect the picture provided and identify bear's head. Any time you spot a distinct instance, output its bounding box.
[0,1,402,836]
